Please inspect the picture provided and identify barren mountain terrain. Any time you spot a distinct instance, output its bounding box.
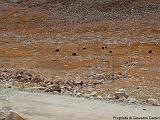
[0,0,160,110]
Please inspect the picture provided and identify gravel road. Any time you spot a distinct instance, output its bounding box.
[0,89,160,120]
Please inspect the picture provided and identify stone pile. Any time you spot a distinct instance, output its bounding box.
[147,98,160,106]
[1,70,159,106]
[0,70,44,83]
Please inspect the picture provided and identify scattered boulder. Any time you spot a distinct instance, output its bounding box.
[74,81,83,86]
[118,96,128,102]
[45,84,61,93]
[76,93,82,97]
[65,86,72,91]
[32,86,46,91]
[127,97,137,103]
[31,77,43,83]
[97,96,103,100]
[89,96,94,99]
[114,89,129,99]
[106,94,114,100]
[5,83,13,88]
[147,98,160,106]
[60,85,66,93]
[64,91,73,95]
[83,93,91,98]
[53,91,61,94]
[89,91,97,97]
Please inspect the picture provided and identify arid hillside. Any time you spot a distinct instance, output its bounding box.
[0,0,160,42]
[0,0,160,105]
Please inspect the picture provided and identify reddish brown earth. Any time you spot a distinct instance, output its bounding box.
[0,0,160,102]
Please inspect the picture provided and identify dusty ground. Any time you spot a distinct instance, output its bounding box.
[1,89,160,120]
[0,41,160,102]
[0,0,160,103]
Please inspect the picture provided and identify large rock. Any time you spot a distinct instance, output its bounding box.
[5,83,13,88]
[106,94,114,100]
[45,84,61,93]
[83,93,91,98]
[114,89,129,99]
[97,96,103,100]
[89,91,97,97]
[32,86,46,91]
[127,97,137,103]
[74,81,83,86]
[76,93,82,97]
[147,98,160,106]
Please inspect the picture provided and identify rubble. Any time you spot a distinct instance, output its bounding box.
[76,93,82,97]
[97,96,103,100]
[127,97,137,103]
[106,94,114,100]
[114,89,129,99]
[45,84,61,93]
[89,91,97,97]
[32,86,46,91]
[147,98,160,106]
[0,0,160,110]
[0,69,159,105]
[0,70,44,84]
[4,83,13,89]
[83,94,91,98]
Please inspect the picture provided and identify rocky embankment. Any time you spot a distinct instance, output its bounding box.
[0,111,26,120]
[0,69,159,106]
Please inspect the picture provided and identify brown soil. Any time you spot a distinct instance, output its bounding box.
[0,41,160,101]
[0,0,160,101]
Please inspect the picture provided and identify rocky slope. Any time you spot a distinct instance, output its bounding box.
[3,0,160,21]
[0,0,160,43]
[0,0,160,106]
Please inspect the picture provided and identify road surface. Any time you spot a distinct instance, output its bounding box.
[0,89,160,120]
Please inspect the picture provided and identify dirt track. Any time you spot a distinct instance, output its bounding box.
[0,89,159,120]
